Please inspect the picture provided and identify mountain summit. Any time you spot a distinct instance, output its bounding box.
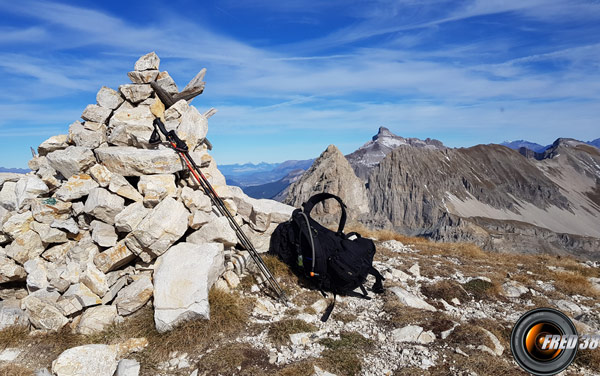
[346,127,445,180]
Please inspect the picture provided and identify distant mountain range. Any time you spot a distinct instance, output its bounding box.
[0,167,28,174]
[223,132,599,201]
[221,159,313,196]
[500,138,600,153]
[283,133,600,259]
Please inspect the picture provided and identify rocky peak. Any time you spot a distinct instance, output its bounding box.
[373,126,395,140]
[346,127,445,181]
[284,144,369,225]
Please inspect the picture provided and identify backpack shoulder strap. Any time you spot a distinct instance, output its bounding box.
[301,193,347,234]
[369,266,385,294]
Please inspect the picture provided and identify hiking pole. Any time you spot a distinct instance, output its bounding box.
[149,118,288,305]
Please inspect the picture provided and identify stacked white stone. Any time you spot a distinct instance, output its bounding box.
[0,52,294,335]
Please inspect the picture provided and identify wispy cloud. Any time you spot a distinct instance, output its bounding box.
[0,0,598,166]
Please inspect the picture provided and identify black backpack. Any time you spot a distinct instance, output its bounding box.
[269,193,384,321]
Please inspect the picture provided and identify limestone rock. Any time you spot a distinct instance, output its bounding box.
[31,198,72,224]
[114,202,149,233]
[63,283,102,308]
[222,270,240,289]
[187,216,237,247]
[52,344,119,376]
[134,52,160,71]
[189,209,215,230]
[24,257,50,291]
[31,222,68,244]
[128,70,159,84]
[36,164,61,190]
[0,173,23,189]
[240,223,276,253]
[115,359,140,376]
[119,84,153,104]
[15,175,48,209]
[114,274,153,316]
[89,164,113,187]
[76,305,118,335]
[90,220,118,248]
[80,264,109,297]
[96,86,124,110]
[108,174,143,202]
[0,256,27,284]
[81,104,112,124]
[21,295,69,331]
[84,188,125,224]
[392,325,423,343]
[47,146,96,179]
[101,276,128,305]
[54,174,99,201]
[164,99,189,121]
[502,280,529,298]
[249,199,294,231]
[5,230,44,264]
[50,218,79,235]
[42,245,71,266]
[107,106,154,146]
[96,147,184,176]
[480,328,504,356]
[284,145,369,224]
[2,210,34,237]
[181,186,211,212]
[156,71,178,95]
[127,197,189,262]
[55,295,83,316]
[137,174,176,206]
[153,242,224,332]
[0,299,29,330]
[390,286,436,312]
[0,181,17,211]
[38,135,69,156]
[69,121,107,149]
[178,106,208,151]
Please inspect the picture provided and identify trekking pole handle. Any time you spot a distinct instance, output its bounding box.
[153,118,169,136]
[153,118,189,152]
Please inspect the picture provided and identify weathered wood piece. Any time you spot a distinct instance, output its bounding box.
[203,108,217,119]
[150,68,207,110]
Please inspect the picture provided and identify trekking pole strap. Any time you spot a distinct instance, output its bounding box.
[153,118,189,152]
[301,193,347,234]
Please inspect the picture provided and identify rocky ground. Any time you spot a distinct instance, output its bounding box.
[2,231,600,376]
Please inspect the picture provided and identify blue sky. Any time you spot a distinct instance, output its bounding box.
[1,0,599,167]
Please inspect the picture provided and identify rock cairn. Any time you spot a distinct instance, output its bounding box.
[0,52,294,335]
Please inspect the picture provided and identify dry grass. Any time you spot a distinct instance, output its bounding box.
[0,325,29,350]
[292,290,322,307]
[445,324,494,349]
[575,346,600,369]
[276,361,316,376]
[421,280,469,303]
[381,293,454,335]
[0,288,251,373]
[195,342,272,376]
[268,319,318,346]
[553,271,599,298]
[428,350,527,376]
[317,331,374,376]
[333,312,357,323]
[319,331,374,351]
[0,365,34,376]
[462,278,503,302]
